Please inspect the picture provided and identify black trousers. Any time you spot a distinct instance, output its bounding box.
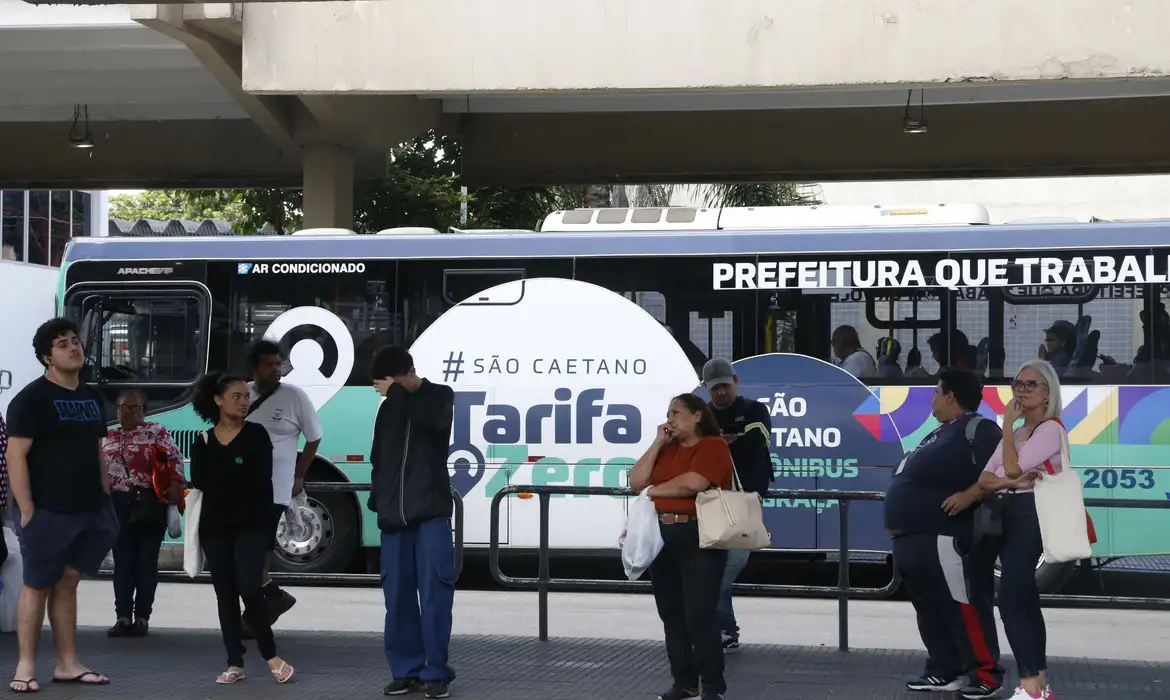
[893,532,1004,689]
[111,492,168,620]
[991,493,1048,679]
[202,525,277,668]
[649,518,728,695]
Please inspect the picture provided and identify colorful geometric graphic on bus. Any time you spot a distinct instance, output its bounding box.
[694,353,906,469]
[869,384,1170,447]
[850,392,900,442]
[1118,387,1170,445]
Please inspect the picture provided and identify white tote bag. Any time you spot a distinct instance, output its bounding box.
[1033,421,1092,563]
[182,488,205,578]
[619,488,665,581]
[695,462,771,550]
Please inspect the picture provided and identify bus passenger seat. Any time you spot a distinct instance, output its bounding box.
[1067,316,1099,378]
[974,337,989,375]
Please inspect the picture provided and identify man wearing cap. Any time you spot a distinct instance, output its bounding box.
[700,358,774,653]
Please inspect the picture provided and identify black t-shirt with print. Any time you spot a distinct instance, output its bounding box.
[5,376,110,513]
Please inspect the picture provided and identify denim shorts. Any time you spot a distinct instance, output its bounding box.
[19,501,120,589]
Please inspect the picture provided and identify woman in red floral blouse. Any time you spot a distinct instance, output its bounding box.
[104,388,185,637]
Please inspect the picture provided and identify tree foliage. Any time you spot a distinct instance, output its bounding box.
[107,131,820,235]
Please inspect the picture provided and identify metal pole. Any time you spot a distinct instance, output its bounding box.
[538,492,551,641]
[837,500,850,652]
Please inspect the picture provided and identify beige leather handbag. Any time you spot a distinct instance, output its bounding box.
[695,460,771,550]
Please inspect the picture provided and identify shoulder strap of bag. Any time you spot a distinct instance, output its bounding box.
[964,414,985,466]
[1039,417,1069,476]
[246,383,281,417]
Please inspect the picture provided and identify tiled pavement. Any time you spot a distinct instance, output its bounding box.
[3,628,1165,700]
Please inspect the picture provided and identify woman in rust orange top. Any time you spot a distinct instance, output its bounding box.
[629,393,734,700]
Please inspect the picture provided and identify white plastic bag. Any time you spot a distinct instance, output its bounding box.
[284,491,309,540]
[0,526,22,632]
[1033,422,1092,563]
[182,488,204,578]
[620,488,664,581]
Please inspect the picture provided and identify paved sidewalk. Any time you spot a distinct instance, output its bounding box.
[3,627,1164,700]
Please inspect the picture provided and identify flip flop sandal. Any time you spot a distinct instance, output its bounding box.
[270,662,294,684]
[51,672,109,686]
[216,671,247,685]
[9,678,39,694]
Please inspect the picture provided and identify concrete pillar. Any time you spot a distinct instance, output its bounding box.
[301,146,355,230]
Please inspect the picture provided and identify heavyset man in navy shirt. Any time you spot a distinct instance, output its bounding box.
[884,368,1005,699]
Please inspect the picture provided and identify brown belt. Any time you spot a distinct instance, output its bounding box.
[658,513,693,524]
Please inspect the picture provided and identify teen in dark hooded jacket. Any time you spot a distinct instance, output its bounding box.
[368,346,457,699]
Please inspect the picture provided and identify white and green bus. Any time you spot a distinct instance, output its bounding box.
[58,203,1170,592]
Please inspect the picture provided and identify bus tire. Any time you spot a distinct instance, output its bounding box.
[993,556,1076,595]
[269,464,361,576]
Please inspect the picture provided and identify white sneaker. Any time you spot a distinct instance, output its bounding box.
[1009,686,1046,699]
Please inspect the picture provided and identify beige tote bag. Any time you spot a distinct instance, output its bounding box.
[696,460,771,550]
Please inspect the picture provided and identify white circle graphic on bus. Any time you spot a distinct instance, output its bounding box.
[408,277,698,549]
[262,305,355,411]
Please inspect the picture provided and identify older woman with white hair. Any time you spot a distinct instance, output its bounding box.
[977,359,1065,700]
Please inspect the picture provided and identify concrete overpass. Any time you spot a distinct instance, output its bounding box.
[3,0,1170,227]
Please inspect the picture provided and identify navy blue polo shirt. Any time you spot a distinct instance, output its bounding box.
[883,413,1001,537]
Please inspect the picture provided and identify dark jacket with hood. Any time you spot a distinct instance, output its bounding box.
[368,378,455,532]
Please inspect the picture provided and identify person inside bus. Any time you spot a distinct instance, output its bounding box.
[831,325,876,377]
[1037,320,1074,375]
[103,388,185,638]
[884,368,1005,699]
[630,393,733,700]
[700,358,774,654]
[907,330,975,378]
[975,360,1065,700]
[189,372,294,685]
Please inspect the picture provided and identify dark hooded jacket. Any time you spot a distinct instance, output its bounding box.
[368,379,455,532]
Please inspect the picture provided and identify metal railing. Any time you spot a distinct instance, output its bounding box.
[488,485,897,650]
[1040,497,1170,610]
[489,486,1170,650]
[98,482,464,585]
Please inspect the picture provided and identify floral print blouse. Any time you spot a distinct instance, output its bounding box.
[104,421,186,494]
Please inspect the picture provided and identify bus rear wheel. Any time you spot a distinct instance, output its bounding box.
[270,488,359,575]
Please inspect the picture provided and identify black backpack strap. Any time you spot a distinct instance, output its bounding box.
[964,414,985,465]
[246,384,281,417]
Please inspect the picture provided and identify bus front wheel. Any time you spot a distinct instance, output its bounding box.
[270,485,360,576]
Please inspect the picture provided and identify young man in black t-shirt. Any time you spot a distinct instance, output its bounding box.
[884,368,1006,699]
[7,318,119,693]
[701,358,774,654]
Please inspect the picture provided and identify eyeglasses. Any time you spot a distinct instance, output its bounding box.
[1011,379,1048,392]
[116,404,143,411]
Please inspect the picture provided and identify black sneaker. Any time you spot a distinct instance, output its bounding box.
[907,675,965,692]
[269,590,297,624]
[423,681,450,699]
[657,687,699,700]
[383,678,421,695]
[961,682,1001,698]
[700,693,724,700]
[130,619,149,637]
[107,619,132,638]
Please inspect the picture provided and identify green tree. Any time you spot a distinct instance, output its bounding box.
[109,190,245,226]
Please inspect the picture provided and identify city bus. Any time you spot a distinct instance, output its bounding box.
[57,203,1170,592]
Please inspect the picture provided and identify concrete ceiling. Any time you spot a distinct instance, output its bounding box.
[0,24,245,122]
[4,20,1170,188]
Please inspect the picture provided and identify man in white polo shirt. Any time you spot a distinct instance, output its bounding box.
[243,340,323,635]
